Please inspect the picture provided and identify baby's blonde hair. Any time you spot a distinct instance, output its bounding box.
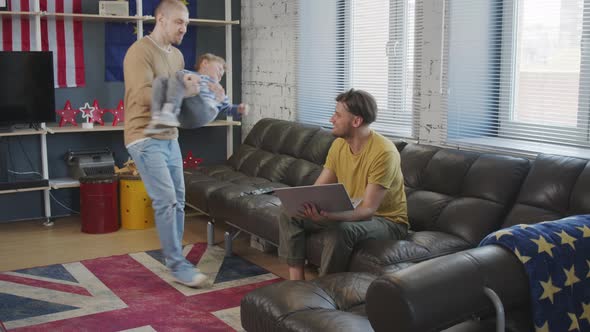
[195,53,226,71]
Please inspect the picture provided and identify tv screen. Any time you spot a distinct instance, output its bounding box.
[0,51,55,125]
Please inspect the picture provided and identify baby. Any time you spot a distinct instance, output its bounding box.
[145,53,247,134]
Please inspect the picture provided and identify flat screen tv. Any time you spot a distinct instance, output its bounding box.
[0,51,55,130]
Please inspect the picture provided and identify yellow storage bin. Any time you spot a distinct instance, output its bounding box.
[119,175,155,230]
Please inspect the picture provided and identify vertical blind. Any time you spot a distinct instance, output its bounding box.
[442,0,590,151]
[295,0,423,139]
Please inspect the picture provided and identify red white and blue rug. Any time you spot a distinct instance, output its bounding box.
[0,243,281,331]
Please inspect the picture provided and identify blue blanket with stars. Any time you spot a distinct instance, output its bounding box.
[480,214,590,332]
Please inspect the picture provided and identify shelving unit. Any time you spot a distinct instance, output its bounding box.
[0,119,240,192]
[0,186,51,195]
[1,0,240,224]
[0,129,44,137]
[0,11,240,26]
[49,178,80,190]
[45,124,124,134]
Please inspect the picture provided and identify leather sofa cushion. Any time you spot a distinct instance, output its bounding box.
[260,120,298,153]
[300,129,335,165]
[284,159,323,187]
[402,143,530,245]
[228,144,257,171]
[278,124,320,158]
[207,178,277,220]
[227,120,330,176]
[242,118,274,147]
[461,154,530,204]
[185,178,232,213]
[400,144,440,188]
[348,231,472,274]
[306,230,472,276]
[214,190,286,245]
[502,154,589,227]
[239,149,276,177]
[241,273,377,332]
[422,149,480,196]
[257,154,298,183]
[184,165,246,212]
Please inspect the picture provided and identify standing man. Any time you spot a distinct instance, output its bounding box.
[279,89,409,280]
[123,0,206,287]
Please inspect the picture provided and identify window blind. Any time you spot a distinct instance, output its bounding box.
[295,0,423,139]
[442,0,590,153]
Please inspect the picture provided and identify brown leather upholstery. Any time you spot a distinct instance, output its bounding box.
[185,118,334,244]
[237,121,590,332]
[346,148,530,274]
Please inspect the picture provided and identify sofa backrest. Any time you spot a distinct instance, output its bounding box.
[501,154,590,227]
[401,143,531,245]
[227,118,335,186]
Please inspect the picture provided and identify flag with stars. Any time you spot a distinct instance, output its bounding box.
[104,0,197,81]
[480,214,590,332]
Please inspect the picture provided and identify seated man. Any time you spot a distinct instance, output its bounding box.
[279,88,409,280]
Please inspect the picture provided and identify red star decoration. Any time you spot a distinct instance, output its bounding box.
[108,100,125,126]
[183,151,203,169]
[90,99,105,126]
[56,100,79,127]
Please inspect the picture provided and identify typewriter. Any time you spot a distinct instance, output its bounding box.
[66,148,115,179]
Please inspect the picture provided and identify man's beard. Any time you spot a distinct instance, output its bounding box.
[332,127,351,139]
[172,34,184,46]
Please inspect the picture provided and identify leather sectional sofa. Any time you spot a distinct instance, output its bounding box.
[183,118,590,331]
[184,118,336,248]
[185,118,530,273]
[241,153,590,332]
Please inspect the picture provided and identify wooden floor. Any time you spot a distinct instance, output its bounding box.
[0,214,318,280]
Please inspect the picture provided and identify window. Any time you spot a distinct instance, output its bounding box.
[444,0,590,153]
[296,0,422,138]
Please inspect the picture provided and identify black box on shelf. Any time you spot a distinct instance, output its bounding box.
[66,148,115,180]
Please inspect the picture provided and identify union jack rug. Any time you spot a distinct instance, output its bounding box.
[0,243,281,331]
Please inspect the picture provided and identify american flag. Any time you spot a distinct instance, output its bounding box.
[0,0,85,88]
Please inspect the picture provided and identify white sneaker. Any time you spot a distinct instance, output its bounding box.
[173,272,208,288]
[152,103,180,127]
[143,123,168,136]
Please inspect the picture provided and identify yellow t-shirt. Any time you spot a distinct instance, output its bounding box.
[324,131,408,225]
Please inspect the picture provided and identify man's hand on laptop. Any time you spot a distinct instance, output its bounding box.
[298,202,332,222]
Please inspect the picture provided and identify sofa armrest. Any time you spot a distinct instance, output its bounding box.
[366,245,530,332]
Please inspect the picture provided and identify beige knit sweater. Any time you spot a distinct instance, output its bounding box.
[123,37,184,146]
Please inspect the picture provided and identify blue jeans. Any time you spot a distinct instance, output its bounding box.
[127,138,194,275]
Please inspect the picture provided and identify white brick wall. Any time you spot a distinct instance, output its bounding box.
[418,0,445,144]
[241,0,297,138]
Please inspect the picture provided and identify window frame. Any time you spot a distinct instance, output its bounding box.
[296,0,420,139]
[498,0,590,146]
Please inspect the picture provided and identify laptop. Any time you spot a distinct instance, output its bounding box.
[274,183,356,217]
